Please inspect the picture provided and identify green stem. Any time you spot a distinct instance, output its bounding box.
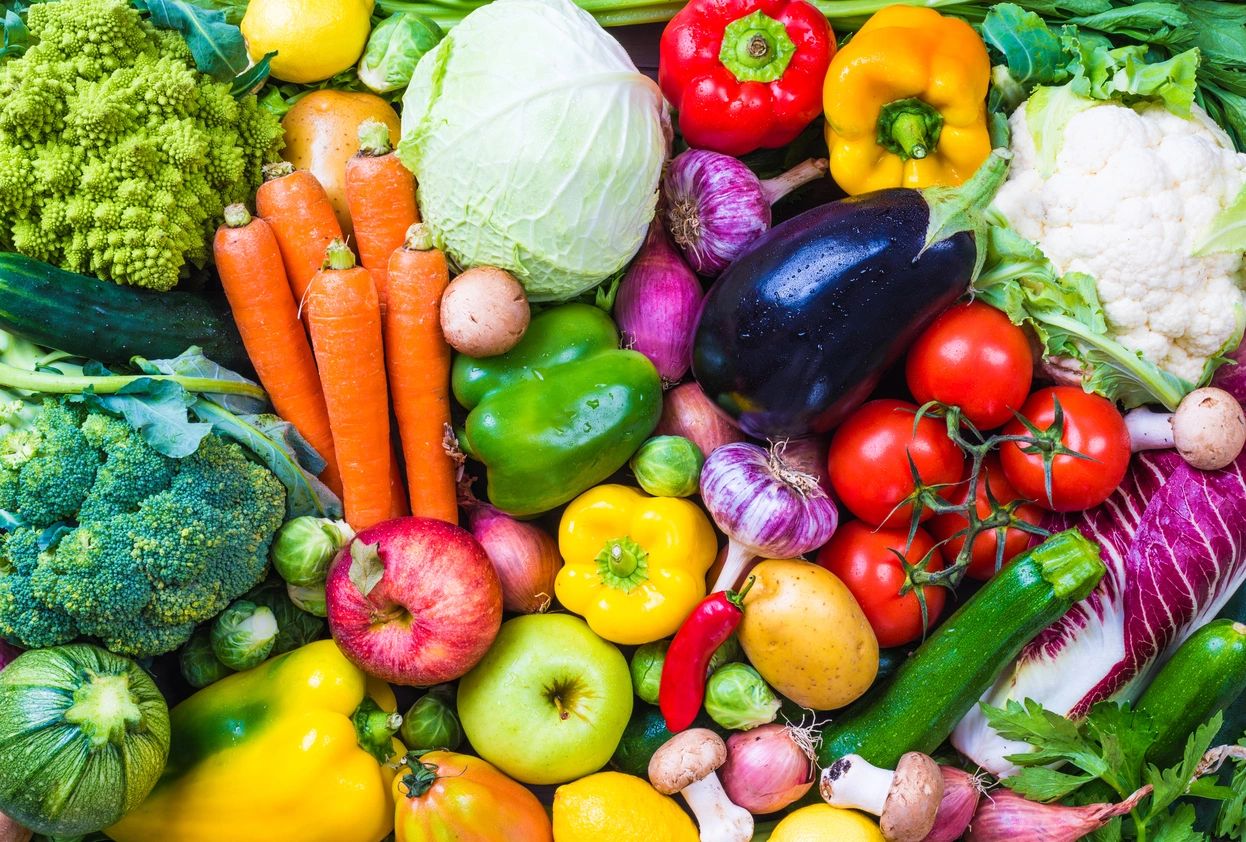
[223,203,252,229]
[877,98,944,161]
[64,672,143,750]
[323,239,357,271]
[920,149,1012,278]
[718,11,797,84]
[0,360,267,400]
[357,119,393,157]
[353,697,403,765]
[594,535,650,593]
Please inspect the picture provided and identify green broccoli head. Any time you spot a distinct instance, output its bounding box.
[0,400,287,657]
[0,0,283,290]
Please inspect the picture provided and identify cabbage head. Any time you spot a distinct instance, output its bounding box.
[397,0,669,301]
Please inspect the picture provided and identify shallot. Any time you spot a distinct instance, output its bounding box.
[464,498,562,613]
[614,222,704,385]
[701,441,838,593]
[720,722,817,815]
[664,149,828,276]
[924,767,983,842]
[965,785,1151,842]
[655,382,745,457]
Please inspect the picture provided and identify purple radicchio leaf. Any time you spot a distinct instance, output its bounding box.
[951,450,1246,775]
[1213,338,1246,404]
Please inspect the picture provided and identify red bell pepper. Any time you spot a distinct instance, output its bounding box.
[659,578,754,733]
[658,0,834,157]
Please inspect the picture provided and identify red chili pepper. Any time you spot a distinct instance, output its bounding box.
[658,0,834,157]
[659,578,755,732]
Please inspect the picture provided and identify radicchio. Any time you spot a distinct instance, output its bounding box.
[952,450,1246,775]
[1213,338,1246,404]
[0,639,17,672]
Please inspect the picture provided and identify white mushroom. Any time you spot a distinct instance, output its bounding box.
[1126,387,1246,470]
[649,729,754,842]
[439,265,530,358]
[819,752,944,842]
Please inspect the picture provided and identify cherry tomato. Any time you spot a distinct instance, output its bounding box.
[906,302,1034,430]
[816,522,946,647]
[1000,387,1130,512]
[827,399,965,528]
[928,455,1045,580]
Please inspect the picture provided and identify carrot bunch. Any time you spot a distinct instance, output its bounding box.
[215,123,456,531]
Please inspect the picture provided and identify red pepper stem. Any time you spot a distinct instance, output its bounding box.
[718,10,797,84]
[726,575,756,610]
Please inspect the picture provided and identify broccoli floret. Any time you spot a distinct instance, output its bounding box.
[0,0,283,290]
[0,400,287,657]
[0,400,98,526]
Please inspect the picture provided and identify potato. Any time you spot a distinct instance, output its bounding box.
[281,91,403,237]
[441,267,531,357]
[739,559,878,710]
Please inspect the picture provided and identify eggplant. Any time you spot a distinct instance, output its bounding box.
[692,151,1010,439]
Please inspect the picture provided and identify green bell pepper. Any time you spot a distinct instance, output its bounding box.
[452,303,662,517]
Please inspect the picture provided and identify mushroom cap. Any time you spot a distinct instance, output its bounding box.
[879,752,944,842]
[1173,387,1246,471]
[648,728,727,795]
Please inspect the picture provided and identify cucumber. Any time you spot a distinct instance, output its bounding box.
[818,529,1105,769]
[0,253,248,371]
[1135,619,1246,767]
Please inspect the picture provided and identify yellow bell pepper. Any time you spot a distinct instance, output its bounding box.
[555,484,717,645]
[823,5,991,194]
[108,640,402,842]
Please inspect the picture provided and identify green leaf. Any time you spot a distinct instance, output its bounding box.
[134,0,249,80]
[75,379,212,458]
[1013,0,1112,14]
[348,541,384,597]
[983,698,1109,776]
[1182,1,1246,66]
[1214,738,1246,837]
[1003,766,1101,801]
[1,8,29,59]
[1148,803,1204,842]
[1026,83,1097,175]
[138,347,266,415]
[1147,712,1224,819]
[1067,2,1190,44]
[189,401,343,519]
[1085,702,1154,795]
[1195,183,1246,256]
[982,4,1071,93]
[231,50,274,97]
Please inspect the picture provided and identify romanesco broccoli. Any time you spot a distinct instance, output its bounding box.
[0,0,283,291]
[0,399,286,657]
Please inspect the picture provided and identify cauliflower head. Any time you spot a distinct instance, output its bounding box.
[0,400,286,657]
[0,0,283,291]
[994,99,1246,383]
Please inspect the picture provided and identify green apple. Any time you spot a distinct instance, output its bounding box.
[457,613,632,785]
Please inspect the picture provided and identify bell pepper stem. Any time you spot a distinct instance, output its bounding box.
[353,697,403,766]
[876,98,944,162]
[595,535,651,593]
[719,10,797,84]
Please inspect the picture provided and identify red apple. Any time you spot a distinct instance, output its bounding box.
[326,516,502,686]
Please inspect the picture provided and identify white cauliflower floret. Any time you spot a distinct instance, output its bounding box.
[994,101,1246,383]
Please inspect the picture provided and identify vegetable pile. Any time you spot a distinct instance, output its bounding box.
[3,0,1246,840]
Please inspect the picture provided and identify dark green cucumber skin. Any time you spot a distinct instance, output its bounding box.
[0,253,248,371]
[818,531,1104,769]
[1136,619,1246,767]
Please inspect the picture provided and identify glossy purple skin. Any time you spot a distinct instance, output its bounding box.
[699,442,837,558]
[664,149,771,276]
[615,224,704,384]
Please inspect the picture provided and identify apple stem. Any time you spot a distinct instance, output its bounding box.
[554,696,570,721]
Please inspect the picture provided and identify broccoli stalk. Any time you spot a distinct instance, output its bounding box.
[0,360,266,402]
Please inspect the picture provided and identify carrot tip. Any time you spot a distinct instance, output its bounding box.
[404,223,435,251]
[263,161,295,181]
[357,119,393,157]
[323,238,358,270]
[223,203,252,229]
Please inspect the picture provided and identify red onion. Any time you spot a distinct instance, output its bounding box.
[0,811,30,842]
[664,149,828,276]
[965,785,1151,842]
[0,639,19,672]
[464,499,562,614]
[656,382,745,457]
[615,222,704,386]
[701,441,839,593]
[924,767,983,842]
[721,723,816,814]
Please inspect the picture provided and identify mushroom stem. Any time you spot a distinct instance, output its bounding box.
[820,754,892,816]
[681,773,754,842]
[1125,406,1174,452]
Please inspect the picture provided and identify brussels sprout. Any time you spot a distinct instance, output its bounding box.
[180,626,233,689]
[630,436,704,498]
[630,640,667,705]
[704,663,780,731]
[210,600,279,671]
[400,687,463,752]
[270,517,353,587]
[357,12,444,94]
[287,582,328,618]
[245,576,326,651]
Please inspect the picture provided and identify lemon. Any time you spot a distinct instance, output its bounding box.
[553,772,698,842]
[770,805,886,842]
[241,0,374,84]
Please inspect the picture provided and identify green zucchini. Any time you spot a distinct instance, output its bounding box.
[818,529,1105,769]
[0,252,248,371]
[1135,618,1246,767]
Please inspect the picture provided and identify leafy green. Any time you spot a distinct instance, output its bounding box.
[1,8,28,58]
[75,379,212,458]
[1214,737,1246,837]
[982,4,1070,93]
[133,0,249,80]
[231,50,275,96]
[1195,183,1246,256]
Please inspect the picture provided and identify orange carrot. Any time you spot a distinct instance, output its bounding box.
[306,239,394,530]
[256,162,344,306]
[385,224,458,523]
[345,120,419,313]
[213,205,343,497]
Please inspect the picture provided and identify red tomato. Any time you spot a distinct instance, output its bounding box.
[816,522,946,647]
[1000,387,1130,512]
[827,399,965,528]
[905,302,1034,430]
[928,455,1045,580]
